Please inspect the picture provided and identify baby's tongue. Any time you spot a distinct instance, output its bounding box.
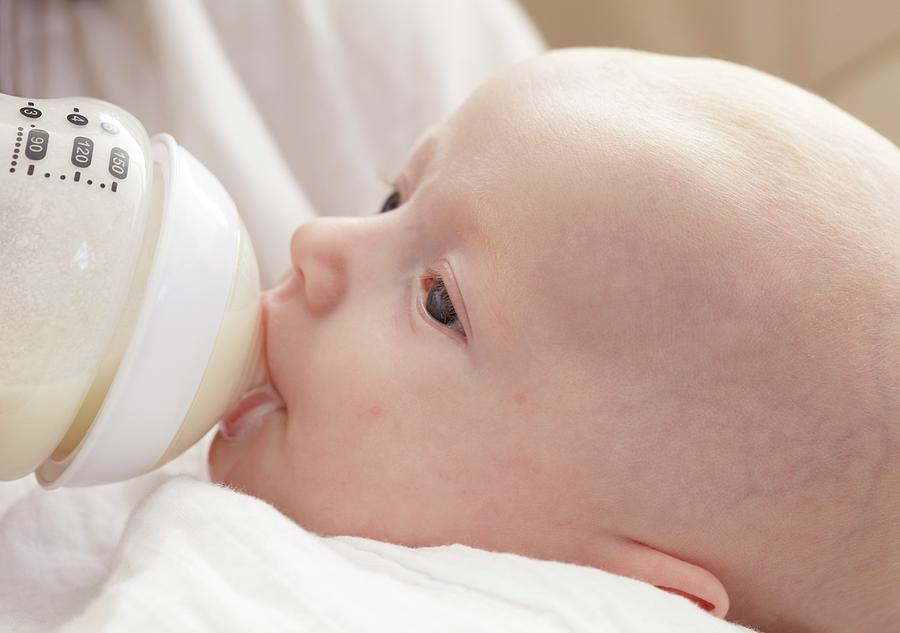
[218,384,285,441]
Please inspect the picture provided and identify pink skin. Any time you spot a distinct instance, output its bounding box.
[209,49,900,633]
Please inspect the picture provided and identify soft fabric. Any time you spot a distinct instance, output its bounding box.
[0,438,756,633]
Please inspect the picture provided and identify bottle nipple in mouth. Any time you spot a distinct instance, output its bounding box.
[217,384,285,441]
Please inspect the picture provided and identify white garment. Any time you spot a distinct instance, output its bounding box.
[0,0,544,287]
[0,2,758,631]
[2,464,758,633]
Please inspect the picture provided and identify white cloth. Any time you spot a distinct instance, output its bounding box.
[0,0,544,287]
[0,1,758,631]
[0,439,756,633]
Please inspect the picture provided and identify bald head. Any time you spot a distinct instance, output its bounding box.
[433,48,900,630]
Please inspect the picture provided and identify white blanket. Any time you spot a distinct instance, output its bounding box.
[0,1,758,631]
[0,438,755,633]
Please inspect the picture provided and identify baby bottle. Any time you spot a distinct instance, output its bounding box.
[0,93,270,488]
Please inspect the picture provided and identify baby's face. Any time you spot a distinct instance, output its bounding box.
[207,52,621,563]
[209,49,900,630]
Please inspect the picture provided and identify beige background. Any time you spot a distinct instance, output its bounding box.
[519,0,900,146]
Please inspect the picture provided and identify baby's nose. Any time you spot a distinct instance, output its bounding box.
[288,219,349,316]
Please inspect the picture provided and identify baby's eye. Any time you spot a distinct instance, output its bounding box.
[379,190,402,213]
[423,274,465,336]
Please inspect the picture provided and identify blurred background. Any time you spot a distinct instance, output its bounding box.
[519,0,900,147]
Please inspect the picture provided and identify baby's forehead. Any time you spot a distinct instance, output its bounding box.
[423,53,759,255]
[428,48,898,257]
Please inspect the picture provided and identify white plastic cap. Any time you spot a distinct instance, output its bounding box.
[36,134,241,488]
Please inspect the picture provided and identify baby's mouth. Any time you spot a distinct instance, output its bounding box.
[218,384,285,441]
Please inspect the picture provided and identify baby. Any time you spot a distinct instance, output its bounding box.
[208,48,900,633]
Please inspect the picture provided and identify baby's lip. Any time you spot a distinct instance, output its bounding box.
[218,384,285,441]
[265,270,303,306]
[260,275,300,406]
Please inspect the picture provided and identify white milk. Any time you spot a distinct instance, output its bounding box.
[1,164,264,481]
[0,375,92,480]
[0,168,158,480]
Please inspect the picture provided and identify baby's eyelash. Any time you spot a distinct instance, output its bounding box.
[423,268,452,308]
[421,267,464,336]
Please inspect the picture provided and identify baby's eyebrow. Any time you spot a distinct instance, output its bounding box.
[406,126,441,185]
[405,128,495,255]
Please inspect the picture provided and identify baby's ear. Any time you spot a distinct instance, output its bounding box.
[604,537,730,619]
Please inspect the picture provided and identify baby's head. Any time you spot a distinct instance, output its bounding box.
[209,48,900,632]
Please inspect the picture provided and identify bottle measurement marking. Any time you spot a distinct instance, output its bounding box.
[8,128,118,192]
[108,147,129,179]
[70,136,93,167]
[25,129,48,160]
[9,128,24,172]
[21,170,118,193]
